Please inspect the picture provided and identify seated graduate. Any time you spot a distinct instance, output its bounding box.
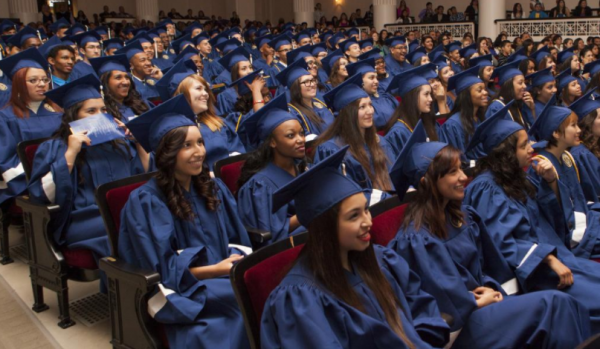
[383,36,412,76]
[532,46,555,76]
[570,89,600,176]
[359,48,393,95]
[445,40,464,74]
[526,67,557,116]
[280,44,329,101]
[156,58,245,171]
[431,54,456,112]
[277,58,334,140]
[172,45,205,76]
[321,49,348,90]
[556,68,583,107]
[237,94,308,243]
[103,38,124,56]
[215,46,257,116]
[469,54,496,97]
[463,107,600,332]
[265,33,293,89]
[147,27,174,71]
[558,47,588,92]
[193,32,224,84]
[347,58,399,130]
[69,31,101,80]
[311,43,331,85]
[252,34,274,73]
[0,48,62,206]
[382,64,439,157]
[486,60,536,131]
[212,38,244,86]
[38,36,76,88]
[114,40,161,101]
[406,47,430,67]
[122,95,252,349]
[28,74,151,264]
[527,95,600,260]
[583,60,600,98]
[90,54,152,122]
[388,120,592,349]
[314,74,395,205]
[261,147,450,348]
[439,66,489,160]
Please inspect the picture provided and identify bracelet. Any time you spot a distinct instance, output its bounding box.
[253,100,265,105]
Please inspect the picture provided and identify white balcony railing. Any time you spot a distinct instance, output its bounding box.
[497,17,600,41]
[384,21,476,37]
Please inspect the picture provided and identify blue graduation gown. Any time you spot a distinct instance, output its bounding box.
[116,99,155,121]
[486,99,535,130]
[69,61,98,80]
[384,120,413,158]
[212,69,232,85]
[28,139,148,260]
[215,87,238,116]
[377,73,393,95]
[0,104,62,204]
[390,206,591,348]
[534,99,545,118]
[0,73,12,108]
[267,62,286,87]
[528,148,600,260]
[152,57,174,71]
[571,144,600,204]
[371,93,399,129]
[261,245,450,348]
[224,109,255,150]
[199,122,246,171]
[317,68,329,85]
[438,112,485,160]
[450,61,463,74]
[384,55,412,76]
[464,171,600,332]
[131,75,160,100]
[202,56,225,84]
[119,177,251,349]
[287,99,334,138]
[252,57,271,72]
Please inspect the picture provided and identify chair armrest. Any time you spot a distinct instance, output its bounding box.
[245,226,272,244]
[100,257,161,288]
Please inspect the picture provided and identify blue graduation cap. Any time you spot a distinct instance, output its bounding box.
[556,68,577,92]
[126,94,197,153]
[466,100,522,154]
[64,23,85,36]
[229,69,264,96]
[311,42,327,56]
[384,36,406,48]
[346,58,376,76]
[122,26,136,36]
[272,145,363,227]
[321,49,343,76]
[459,43,477,58]
[94,26,108,36]
[324,73,368,112]
[428,44,445,61]
[282,22,295,32]
[340,37,359,53]
[507,47,528,63]
[328,32,346,48]
[257,26,270,38]
[287,45,313,64]
[228,27,242,36]
[358,38,373,50]
[215,38,241,55]
[386,64,434,97]
[241,93,297,149]
[569,88,600,120]
[445,40,462,53]
[293,29,312,44]
[0,20,16,34]
[218,46,250,72]
[155,58,198,101]
[44,74,102,110]
[276,59,310,87]
[431,54,449,69]
[131,32,151,44]
[171,34,193,54]
[244,27,257,41]
[389,120,448,199]
[193,32,211,46]
[38,35,60,58]
[72,31,101,47]
[529,95,573,141]
[37,27,48,40]
[406,46,427,64]
[157,18,174,27]
[7,27,39,48]
[532,45,550,65]
[172,45,200,64]
[346,27,360,38]
[255,34,273,50]
[148,25,167,37]
[0,48,47,79]
[184,22,204,35]
[131,27,148,37]
[558,47,575,65]
[319,30,333,44]
[269,33,292,51]
[448,66,483,95]
[469,54,493,68]
[491,60,523,86]
[103,38,124,51]
[526,67,554,88]
[583,60,600,77]
[115,40,144,61]
[90,54,129,76]
[49,18,70,33]
[358,47,382,60]
[408,39,420,52]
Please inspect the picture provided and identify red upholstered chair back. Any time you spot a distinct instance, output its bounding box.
[214,153,251,195]
[436,117,448,125]
[25,145,40,170]
[17,137,49,180]
[370,193,415,247]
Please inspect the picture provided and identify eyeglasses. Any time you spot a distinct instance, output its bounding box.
[26,78,51,85]
[278,48,291,53]
[300,79,317,87]
[305,60,317,66]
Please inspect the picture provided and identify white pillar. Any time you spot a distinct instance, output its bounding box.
[373,0,396,32]
[294,0,314,26]
[236,0,256,25]
[8,0,37,24]
[136,0,159,23]
[479,0,504,39]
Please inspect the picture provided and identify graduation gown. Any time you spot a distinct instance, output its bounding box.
[384,55,412,76]
[450,61,463,74]
[202,56,225,84]
[486,99,535,131]
[118,177,251,349]
[384,120,413,158]
[69,61,98,81]
[267,62,286,87]
[0,104,62,204]
[116,100,155,121]
[534,99,545,118]
[438,112,485,160]
[28,139,148,260]
[199,122,246,171]
[390,206,591,348]
[252,58,271,72]
[215,87,238,116]
[212,69,232,86]
[152,57,174,71]
[261,245,450,349]
[131,74,160,100]
[0,73,12,108]
[464,171,600,332]
[287,99,334,139]
[377,73,393,95]
[371,92,399,129]
[317,68,329,85]
[570,144,600,204]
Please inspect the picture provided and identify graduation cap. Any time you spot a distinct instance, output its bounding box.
[448,66,483,95]
[287,45,314,64]
[183,22,204,36]
[276,58,311,87]
[568,88,600,121]
[155,58,198,101]
[208,31,228,48]
[319,30,333,44]
[228,27,242,36]
[408,39,420,52]
[583,59,600,77]
[244,27,258,41]
[469,54,493,68]
[38,35,60,58]
[358,38,373,50]
[256,26,270,38]
[215,38,241,55]
[459,43,477,59]
[293,29,312,44]
[346,27,360,38]
[157,18,175,28]
[72,31,101,47]
[193,32,211,46]
[269,33,292,51]
[491,60,522,86]
[531,45,550,65]
[427,44,445,61]
[282,22,296,32]
[431,54,449,70]
[151,25,167,35]
[49,18,70,33]
[445,40,462,53]
[0,20,16,34]
[171,34,193,54]
[7,27,39,48]
[528,94,573,141]
[122,26,136,36]
[241,93,297,149]
[526,67,554,88]
[359,47,382,60]
[346,57,376,76]
[90,54,129,76]
[466,100,522,154]
[131,27,149,37]
[173,45,200,64]
[389,120,448,200]
[557,47,575,65]
[94,26,108,37]
[131,32,151,44]
[126,94,197,153]
[507,47,528,64]
[0,47,47,79]
[218,46,250,72]
[329,32,346,47]
[228,69,264,96]
[385,36,406,48]
[146,28,162,40]
[406,46,427,64]
[321,49,343,77]
[103,38,124,51]
[272,145,363,227]
[324,73,368,112]
[386,64,434,97]
[44,74,102,110]
[556,68,577,92]
[115,40,145,61]
[256,34,273,50]
[64,23,86,36]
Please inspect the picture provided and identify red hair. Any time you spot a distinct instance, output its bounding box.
[7,68,59,119]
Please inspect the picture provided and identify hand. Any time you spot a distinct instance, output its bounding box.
[472,286,502,308]
[545,254,574,289]
[532,157,558,183]
[67,131,91,155]
[212,254,244,277]
[432,83,446,101]
[114,118,133,140]
[244,75,266,93]
[150,66,163,80]
[522,91,535,111]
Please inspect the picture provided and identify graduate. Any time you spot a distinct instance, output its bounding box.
[277,58,334,139]
[212,38,244,85]
[311,43,330,85]
[382,64,439,157]
[526,67,557,116]
[405,47,429,67]
[236,94,307,243]
[283,45,328,101]
[115,40,161,100]
[103,38,124,56]
[556,68,583,106]
[147,27,174,71]
[463,107,600,332]
[432,55,456,112]
[157,58,246,171]
[383,36,412,76]
[252,34,273,73]
[215,46,256,116]
[39,36,76,88]
[314,74,395,205]
[445,40,463,74]
[194,32,224,84]
[558,48,587,92]
[0,48,62,205]
[439,66,489,160]
[571,87,600,163]
[69,31,101,80]
[121,95,251,349]
[266,34,292,88]
[321,49,348,90]
[347,58,399,129]
[27,74,151,265]
[469,54,496,97]
[583,60,600,98]
[388,120,591,348]
[261,147,450,349]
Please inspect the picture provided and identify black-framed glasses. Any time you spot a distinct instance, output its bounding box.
[300,79,317,87]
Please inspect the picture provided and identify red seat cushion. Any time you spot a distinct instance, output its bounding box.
[437,117,448,125]
[371,204,409,247]
[219,161,246,194]
[25,144,41,169]
[244,244,305,322]
[106,181,148,232]
[61,247,98,269]
[593,258,600,263]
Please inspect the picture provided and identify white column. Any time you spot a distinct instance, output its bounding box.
[236,0,256,25]
[479,0,504,39]
[136,0,159,23]
[294,0,314,26]
[8,0,38,25]
[373,0,396,32]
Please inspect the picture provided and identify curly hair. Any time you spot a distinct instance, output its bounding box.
[579,109,600,159]
[155,126,220,220]
[100,71,150,121]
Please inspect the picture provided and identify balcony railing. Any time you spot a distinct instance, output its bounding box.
[384,21,476,38]
[496,17,600,41]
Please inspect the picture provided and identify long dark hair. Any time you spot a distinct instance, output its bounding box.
[585,71,600,94]
[402,146,464,238]
[100,71,149,120]
[578,109,600,159]
[475,131,536,202]
[302,201,415,349]
[315,99,392,191]
[290,78,325,132]
[383,86,439,141]
[494,78,527,128]
[451,86,486,143]
[155,126,220,220]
